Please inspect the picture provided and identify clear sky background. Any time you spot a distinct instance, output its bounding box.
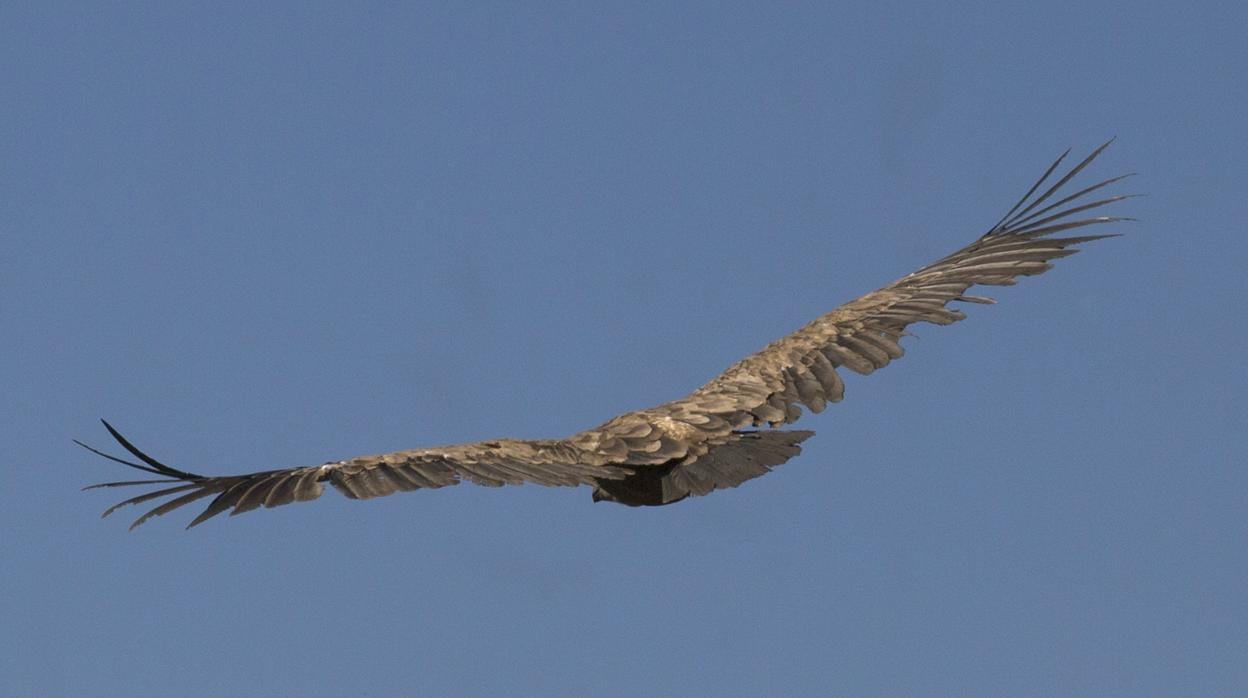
[3,2,1245,696]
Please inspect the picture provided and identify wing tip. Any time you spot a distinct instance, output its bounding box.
[986,139,1133,238]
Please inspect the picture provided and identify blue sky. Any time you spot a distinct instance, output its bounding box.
[3,2,1245,696]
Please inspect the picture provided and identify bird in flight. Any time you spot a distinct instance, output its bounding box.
[80,141,1133,530]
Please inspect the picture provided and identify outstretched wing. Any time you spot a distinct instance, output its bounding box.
[80,420,628,529]
[569,140,1133,468]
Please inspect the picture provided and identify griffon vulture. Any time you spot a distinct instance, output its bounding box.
[79,141,1133,529]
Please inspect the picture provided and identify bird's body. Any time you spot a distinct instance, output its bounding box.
[81,141,1133,529]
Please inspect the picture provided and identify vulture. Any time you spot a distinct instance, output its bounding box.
[80,141,1133,529]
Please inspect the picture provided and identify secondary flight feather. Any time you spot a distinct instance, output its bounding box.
[80,141,1134,529]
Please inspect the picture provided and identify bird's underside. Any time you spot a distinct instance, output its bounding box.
[80,140,1134,529]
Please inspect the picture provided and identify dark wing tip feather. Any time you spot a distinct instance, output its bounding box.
[82,478,184,491]
[100,483,202,520]
[72,438,167,477]
[98,419,205,480]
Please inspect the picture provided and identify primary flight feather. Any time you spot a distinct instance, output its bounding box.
[80,141,1133,529]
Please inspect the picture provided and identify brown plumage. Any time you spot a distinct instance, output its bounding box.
[80,141,1133,529]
